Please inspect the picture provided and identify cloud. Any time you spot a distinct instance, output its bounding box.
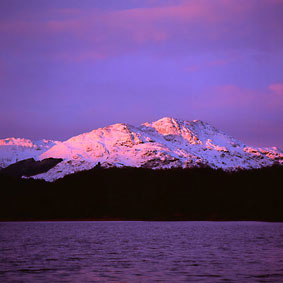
[269,83,283,96]
[1,0,282,62]
[184,54,240,72]
[186,82,283,147]
[202,85,257,108]
[53,50,106,62]
[192,83,283,111]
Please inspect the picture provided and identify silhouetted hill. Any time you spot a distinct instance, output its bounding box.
[0,166,282,221]
[0,158,63,177]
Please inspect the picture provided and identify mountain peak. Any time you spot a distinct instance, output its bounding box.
[149,117,211,128]
[154,116,181,123]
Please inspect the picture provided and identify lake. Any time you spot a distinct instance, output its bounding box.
[0,221,283,282]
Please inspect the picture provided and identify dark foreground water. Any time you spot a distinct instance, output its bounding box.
[0,222,283,282]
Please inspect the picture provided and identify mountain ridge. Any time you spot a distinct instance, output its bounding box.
[0,117,282,181]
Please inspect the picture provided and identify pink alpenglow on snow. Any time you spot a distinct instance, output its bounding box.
[0,117,282,181]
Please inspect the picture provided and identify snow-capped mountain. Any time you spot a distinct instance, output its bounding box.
[1,117,282,181]
[0,138,60,169]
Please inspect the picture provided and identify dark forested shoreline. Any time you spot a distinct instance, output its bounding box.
[0,166,282,221]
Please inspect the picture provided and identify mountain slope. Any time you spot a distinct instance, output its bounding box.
[31,117,282,181]
[1,118,282,181]
[0,138,60,169]
[0,158,63,177]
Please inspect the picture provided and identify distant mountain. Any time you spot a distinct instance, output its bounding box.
[0,138,59,168]
[0,117,282,181]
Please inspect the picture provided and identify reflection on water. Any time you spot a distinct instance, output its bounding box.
[1,221,283,282]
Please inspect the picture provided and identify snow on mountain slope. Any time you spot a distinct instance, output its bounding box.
[0,138,60,168]
[30,117,283,182]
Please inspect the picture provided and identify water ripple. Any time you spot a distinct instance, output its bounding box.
[0,221,283,282]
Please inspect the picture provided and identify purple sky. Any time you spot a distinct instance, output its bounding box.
[0,0,283,148]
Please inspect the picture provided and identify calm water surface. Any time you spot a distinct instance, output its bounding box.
[0,221,283,282]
